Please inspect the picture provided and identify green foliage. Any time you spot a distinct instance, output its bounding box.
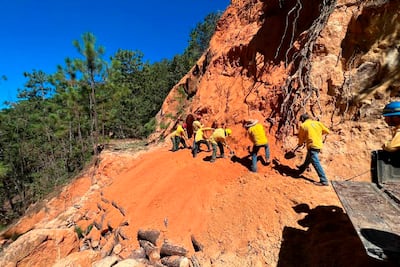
[159,120,170,130]
[74,226,84,239]
[185,12,222,64]
[175,86,188,117]
[0,11,221,225]
[74,224,95,239]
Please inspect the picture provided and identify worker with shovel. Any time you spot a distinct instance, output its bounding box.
[209,127,233,163]
[244,119,270,172]
[289,113,330,186]
[170,119,188,152]
[192,122,212,158]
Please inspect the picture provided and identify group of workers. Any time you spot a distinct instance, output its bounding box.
[170,101,400,187]
[171,117,234,163]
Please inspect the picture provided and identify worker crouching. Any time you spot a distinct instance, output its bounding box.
[209,128,232,163]
[170,119,188,152]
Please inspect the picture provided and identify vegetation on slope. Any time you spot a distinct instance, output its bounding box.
[0,12,222,225]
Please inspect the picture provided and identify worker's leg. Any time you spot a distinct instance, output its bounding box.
[199,140,205,150]
[174,136,181,150]
[310,149,328,184]
[297,149,312,173]
[192,141,199,157]
[180,137,187,148]
[211,143,218,162]
[264,143,271,163]
[251,145,261,172]
[218,142,225,157]
[205,140,211,152]
[171,137,178,151]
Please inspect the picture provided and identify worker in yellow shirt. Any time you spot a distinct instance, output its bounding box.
[209,128,232,162]
[291,113,330,186]
[244,119,270,172]
[170,119,188,152]
[192,122,212,158]
[192,125,212,158]
[382,101,400,152]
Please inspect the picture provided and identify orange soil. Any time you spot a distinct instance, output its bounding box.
[3,140,394,266]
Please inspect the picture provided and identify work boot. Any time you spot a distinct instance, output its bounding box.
[314,181,329,186]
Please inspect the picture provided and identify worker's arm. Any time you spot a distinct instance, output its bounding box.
[383,140,400,152]
[321,122,330,135]
[383,131,400,152]
[202,127,213,131]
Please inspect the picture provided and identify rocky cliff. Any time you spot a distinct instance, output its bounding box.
[1,1,399,266]
[155,0,400,176]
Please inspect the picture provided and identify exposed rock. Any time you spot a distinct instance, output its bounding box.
[1,1,400,266]
[113,258,146,267]
[52,250,100,267]
[92,255,119,267]
[0,229,79,267]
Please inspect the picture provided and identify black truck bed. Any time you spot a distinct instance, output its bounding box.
[332,150,400,263]
[332,181,400,262]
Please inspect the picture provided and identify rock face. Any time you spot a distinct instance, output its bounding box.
[1,1,400,267]
[154,0,400,168]
[0,229,79,267]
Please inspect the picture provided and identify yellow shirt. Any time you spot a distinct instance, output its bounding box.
[248,123,268,146]
[173,125,187,139]
[383,126,400,152]
[209,128,226,145]
[298,119,329,150]
[194,127,212,142]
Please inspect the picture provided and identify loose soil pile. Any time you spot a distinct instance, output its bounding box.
[1,140,394,266]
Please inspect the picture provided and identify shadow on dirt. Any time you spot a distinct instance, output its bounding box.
[277,204,396,267]
[230,154,252,170]
[272,159,315,183]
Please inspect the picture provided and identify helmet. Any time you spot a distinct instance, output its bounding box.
[383,102,400,117]
[299,113,310,122]
[225,128,232,136]
[244,119,258,128]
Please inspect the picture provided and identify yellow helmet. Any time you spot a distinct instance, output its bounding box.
[225,128,232,136]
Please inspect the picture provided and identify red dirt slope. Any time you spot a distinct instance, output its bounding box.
[1,140,394,266]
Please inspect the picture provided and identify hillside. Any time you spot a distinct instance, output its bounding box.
[1,0,400,266]
[0,140,393,266]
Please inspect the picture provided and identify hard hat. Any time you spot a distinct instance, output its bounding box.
[299,113,310,122]
[383,102,400,117]
[225,128,232,136]
[244,119,258,128]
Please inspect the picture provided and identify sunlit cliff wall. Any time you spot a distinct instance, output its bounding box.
[153,0,400,178]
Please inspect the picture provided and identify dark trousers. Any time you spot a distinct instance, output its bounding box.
[211,142,225,162]
[298,148,328,184]
[251,144,270,172]
[171,136,187,151]
[192,139,210,157]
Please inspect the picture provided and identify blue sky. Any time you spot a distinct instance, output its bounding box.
[0,0,229,106]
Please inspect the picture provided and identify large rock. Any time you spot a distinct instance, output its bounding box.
[0,229,79,267]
